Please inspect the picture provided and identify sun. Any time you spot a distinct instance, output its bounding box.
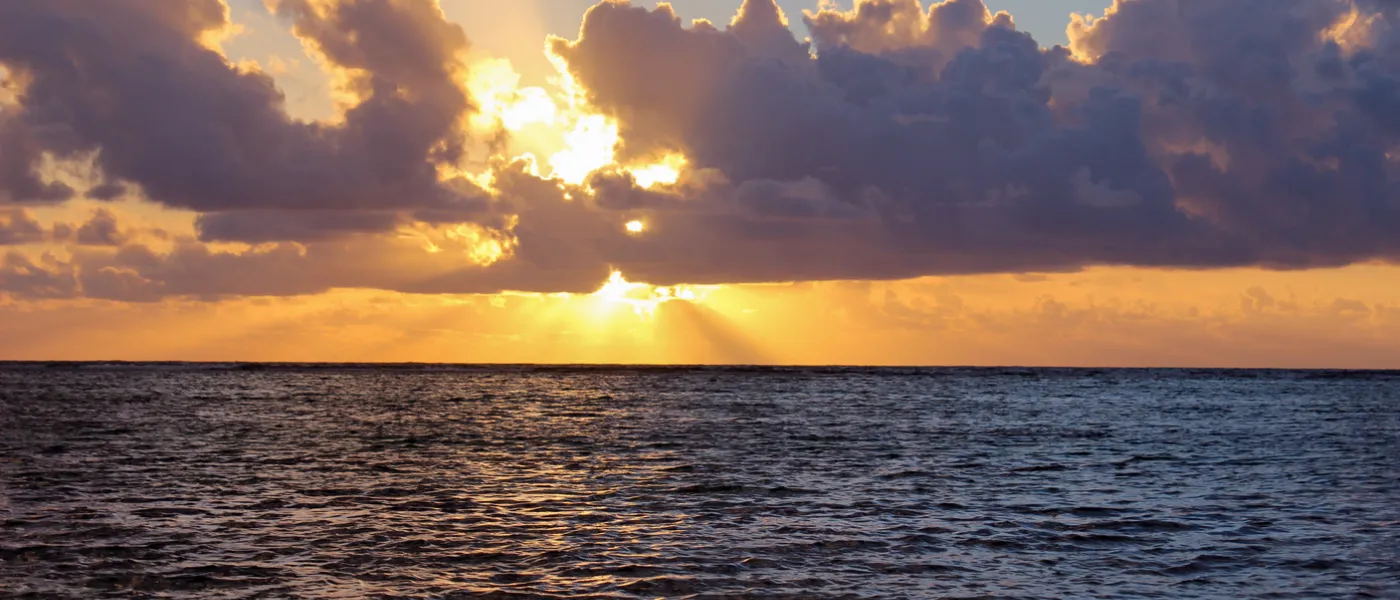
[625,220,645,234]
[588,270,714,318]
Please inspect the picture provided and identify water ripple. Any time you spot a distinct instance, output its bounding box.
[1,365,1398,598]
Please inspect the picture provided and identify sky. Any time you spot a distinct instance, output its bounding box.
[4,0,1400,368]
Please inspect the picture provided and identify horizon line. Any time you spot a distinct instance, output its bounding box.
[3,360,1398,374]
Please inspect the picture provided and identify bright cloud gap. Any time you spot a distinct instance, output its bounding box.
[465,55,686,190]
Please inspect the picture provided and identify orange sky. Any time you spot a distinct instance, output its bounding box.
[4,0,1400,368]
[4,264,1400,368]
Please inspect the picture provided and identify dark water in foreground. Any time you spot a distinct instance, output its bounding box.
[1,365,1398,599]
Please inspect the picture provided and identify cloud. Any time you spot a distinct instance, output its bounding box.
[1059,0,1400,266]
[71,208,128,246]
[0,207,128,248]
[5,0,1400,300]
[537,0,1400,284]
[543,0,1227,283]
[0,251,79,299]
[0,115,76,205]
[0,209,45,245]
[805,0,1010,61]
[194,210,402,243]
[0,0,491,240]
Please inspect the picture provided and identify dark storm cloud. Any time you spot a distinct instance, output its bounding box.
[0,118,75,205]
[85,183,128,202]
[8,0,1400,300]
[1058,0,1400,267]
[543,0,1400,284]
[0,0,488,240]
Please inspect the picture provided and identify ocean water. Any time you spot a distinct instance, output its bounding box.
[1,365,1398,599]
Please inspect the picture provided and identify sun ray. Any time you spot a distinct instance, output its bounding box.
[588,270,718,318]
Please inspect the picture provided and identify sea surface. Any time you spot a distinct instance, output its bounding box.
[1,364,1398,599]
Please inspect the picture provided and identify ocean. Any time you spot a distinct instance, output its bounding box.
[1,364,1397,599]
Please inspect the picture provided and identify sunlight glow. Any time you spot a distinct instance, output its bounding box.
[458,55,689,194]
[630,154,686,189]
[1322,5,1379,52]
[548,114,618,185]
[398,219,519,266]
[467,58,557,132]
[590,270,713,317]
